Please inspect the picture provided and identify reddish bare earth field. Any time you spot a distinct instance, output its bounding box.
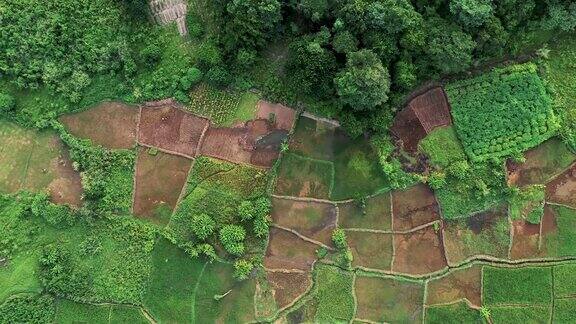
[426,266,482,307]
[392,225,448,275]
[132,148,192,225]
[60,101,139,149]
[270,198,337,246]
[264,228,319,271]
[546,164,576,207]
[392,184,440,231]
[201,119,284,168]
[510,219,541,260]
[266,272,312,309]
[256,100,297,131]
[139,104,209,158]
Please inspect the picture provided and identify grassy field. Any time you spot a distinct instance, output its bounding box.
[313,265,355,323]
[488,306,550,323]
[275,153,334,199]
[553,264,576,298]
[425,301,483,324]
[544,205,576,257]
[482,266,553,306]
[419,126,467,168]
[553,298,576,323]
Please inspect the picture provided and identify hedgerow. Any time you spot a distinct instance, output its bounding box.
[446,63,558,162]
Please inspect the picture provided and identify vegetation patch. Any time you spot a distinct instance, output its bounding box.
[392,184,440,231]
[266,271,311,310]
[355,275,424,323]
[0,121,83,207]
[0,294,55,323]
[289,117,337,161]
[553,298,576,323]
[347,231,393,270]
[482,266,552,306]
[312,264,355,323]
[425,301,483,324]
[488,306,550,323]
[540,205,576,257]
[553,264,576,298]
[270,198,337,246]
[188,83,260,127]
[133,148,192,226]
[446,63,557,162]
[442,205,510,264]
[507,138,575,187]
[275,153,334,199]
[54,299,109,323]
[392,226,447,275]
[59,102,139,149]
[419,126,466,168]
[143,238,205,323]
[337,193,392,230]
[426,266,482,307]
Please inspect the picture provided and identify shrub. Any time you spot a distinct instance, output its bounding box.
[0,92,15,113]
[332,228,348,250]
[238,201,255,221]
[219,225,246,256]
[0,294,55,323]
[190,214,216,240]
[233,259,253,281]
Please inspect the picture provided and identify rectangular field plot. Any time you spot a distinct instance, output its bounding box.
[392,184,440,231]
[264,228,319,271]
[289,116,337,161]
[59,101,139,149]
[271,198,337,246]
[266,272,312,310]
[392,225,448,275]
[510,219,542,260]
[553,264,576,298]
[138,104,209,158]
[446,63,557,162]
[355,276,424,323]
[540,205,576,258]
[312,265,355,323]
[275,153,334,199]
[546,164,576,208]
[507,137,575,187]
[554,298,576,323]
[133,148,192,226]
[347,231,393,270]
[488,306,550,323]
[424,301,483,324]
[482,266,552,306]
[442,205,510,265]
[0,121,83,207]
[337,193,392,230]
[426,266,482,307]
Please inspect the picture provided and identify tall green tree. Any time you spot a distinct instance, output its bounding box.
[425,17,476,74]
[450,0,494,28]
[224,0,282,50]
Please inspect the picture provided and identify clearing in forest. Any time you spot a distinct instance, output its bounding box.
[442,205,510,265]
[392,184,440,231]
[355,275,424,323]
[138,102,209,158]
[132,148,192,226]
[0,121,83,207]
[391,86,452,152]
[270,198,337,246]
[425,265,482,307]
[346,231,393,270]
[446,63,557,162]
[59,101,139,149]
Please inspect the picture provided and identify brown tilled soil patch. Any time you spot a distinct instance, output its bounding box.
[347,231,393,270]
[443,206,510,265]
[46,138,84,207]
[266,272,312,309]
[510,220,541,260]
[355,276,424,323]
[507,138,575,187]
[201,119,285,168]
[271,198,337,246]
[392,225,447,275]
[426,266,482,307]
[264,228,319,271]
[133,148,192,226]
[338,193,392,230]
[256,100,297,131]
[392,184,440,231]
[139,105,209,158]
[60,101,139,149]
[546,164,576,208]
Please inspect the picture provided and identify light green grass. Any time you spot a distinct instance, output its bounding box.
[553,264,576,298]
[483,266,552,306]
[488,305,550,324]
[545,206,576,257]
[425,301,483,324]
[0,253,42,303]
[419,126,467,168]
[313,265,355,323]
[109,306,149,323]
[54,299,110,324]
[143,238,205,323]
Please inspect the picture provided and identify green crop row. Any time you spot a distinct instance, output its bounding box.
[446,63,558,162]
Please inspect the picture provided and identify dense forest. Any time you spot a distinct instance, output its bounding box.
[1,0,575,135]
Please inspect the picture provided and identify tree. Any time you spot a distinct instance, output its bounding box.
[450,0,494,28]
[0,93,15,113]
[297,0,329,22]
[331,228,348,250]
[233,259,254,280]
[425,17,476,74]
[238,201,256,221]
[332,30,358,54]
[191,214,216,240]
[225,0,282,50]
[334,49,390,111]
[219,225,246,256]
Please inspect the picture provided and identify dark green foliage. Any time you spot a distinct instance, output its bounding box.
[0,294,55,324]
[224,0,282,51]
[508,185,545,222]
[482,266,552,305]
[424,16,476,74]
[191,214,216,240]
[219,225,246,256]
[425,301,483,324]
[446,63,558,162]
[334,49,390,111]
[0,93,15,113]
[370,134,418,190]
[449,0,494,28]
[554,298,576,323]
